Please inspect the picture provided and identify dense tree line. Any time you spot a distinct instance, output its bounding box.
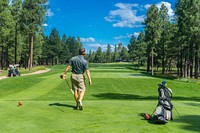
[88,1,200,79]
[0,0,48,70]
[0,0,82,69]
[86,43,128,63]
[142,0,200,79]
[0,0,199,79]
[40,28,83,65]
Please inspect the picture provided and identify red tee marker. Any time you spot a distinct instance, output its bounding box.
[18,101,23,107]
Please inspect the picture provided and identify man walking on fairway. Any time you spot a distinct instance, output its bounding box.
[63,48,92,110]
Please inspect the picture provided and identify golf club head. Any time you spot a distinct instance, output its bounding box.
[60,75,64,79]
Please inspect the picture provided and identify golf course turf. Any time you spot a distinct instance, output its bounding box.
[0,63,199,133]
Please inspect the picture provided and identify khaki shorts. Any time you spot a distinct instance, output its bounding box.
[71,73,86,92]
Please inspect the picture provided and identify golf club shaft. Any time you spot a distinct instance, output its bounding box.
[65,79,74,94]
[173,106,181,119]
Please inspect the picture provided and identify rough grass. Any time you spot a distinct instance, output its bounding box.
[0,63,199,133]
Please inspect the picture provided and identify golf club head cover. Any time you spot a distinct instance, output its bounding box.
[144,113,151,120]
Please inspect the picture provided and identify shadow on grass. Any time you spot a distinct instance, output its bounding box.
[175,115,200,133]
[92,93,156,100]
[184,102,200,107]
[49,103,76,110]
[128,73,149,77]
[92,93,200,101]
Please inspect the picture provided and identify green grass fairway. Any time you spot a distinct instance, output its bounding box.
[0,63,199,133]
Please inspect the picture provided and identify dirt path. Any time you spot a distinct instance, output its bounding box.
[0,68,51,81]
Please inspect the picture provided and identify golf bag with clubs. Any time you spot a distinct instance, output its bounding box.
[142,81,173,124]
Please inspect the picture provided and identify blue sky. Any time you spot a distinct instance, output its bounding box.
[44,0,176,52]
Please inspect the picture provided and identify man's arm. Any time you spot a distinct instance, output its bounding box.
[86,70,92,85]
[63,65,71,79]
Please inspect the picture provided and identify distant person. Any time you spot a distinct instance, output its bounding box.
[63,48,92,110]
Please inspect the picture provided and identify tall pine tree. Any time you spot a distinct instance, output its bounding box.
[21,0,48,70]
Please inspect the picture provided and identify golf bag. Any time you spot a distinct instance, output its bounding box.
[152,81,173,124]
[8,65,20,77]
[141,81,173,124]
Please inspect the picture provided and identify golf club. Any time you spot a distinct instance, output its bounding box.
[173,106,182,119]
[65,78,74,94]
[60,75,74,94]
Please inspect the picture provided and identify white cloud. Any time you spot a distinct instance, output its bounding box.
[43,23,48,27]
[144,4,151,9]
[87,43,115,52]
[114,35,126,40]
[44,1,49,5]
[145,2,174,18]
[114,32,139,40]
[159,2,174,17]
[105,3,145,28]
[80,37,95,42]
[46,9,54,17]
[114,33,133,40]
[134,32,140,37]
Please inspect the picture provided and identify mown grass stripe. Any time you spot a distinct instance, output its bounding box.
[91,72,154,79]
[0,75,62,101]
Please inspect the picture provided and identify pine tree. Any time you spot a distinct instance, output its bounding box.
[175,0,200,79]
[49,28,61,65]
[10,0,23,64]
[106,44,112,63]
[159,4,171,74]
[94,47,103,63]
[144,4,161,75]
[0,0,14,68]
[41,35,49,65]
[120,46,128,61]
[59,34,70,64]
[135,31,146,67]
[20,0,48,70]
[112,44,118,62]
[127,35,137,63]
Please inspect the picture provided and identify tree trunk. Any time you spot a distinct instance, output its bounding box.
[180,47,183,77]
[151,47,154,76]
[0,46,3,69]
[189,61,193,78]
[194,42,199,79]
[46,58,48,65]
[169,58,172,73]
[5,45,9,68]
[28,35,34,71]
[162,35,165,74]
[184,59,187,78]
[177,60,180,77]
[15,23,18,64]
[147,54,150,73]
[147,44,151,73]
[51,58,54,65]
[189,42,193,78]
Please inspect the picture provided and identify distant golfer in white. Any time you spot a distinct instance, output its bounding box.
[63,48,92,110]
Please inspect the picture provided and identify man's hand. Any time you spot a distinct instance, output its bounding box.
[86,70,92,86]
[63,74,66,79]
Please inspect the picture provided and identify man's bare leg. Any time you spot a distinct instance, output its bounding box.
[74,90,79,109]
[78,91,85,110]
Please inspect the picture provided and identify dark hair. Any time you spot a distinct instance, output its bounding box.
[79,48,86,55]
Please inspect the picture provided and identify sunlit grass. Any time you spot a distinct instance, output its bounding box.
[0,63,199,133]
